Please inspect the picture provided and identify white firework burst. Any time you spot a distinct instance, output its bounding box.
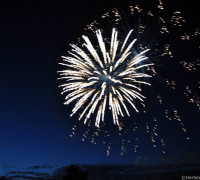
[58,28,153,127]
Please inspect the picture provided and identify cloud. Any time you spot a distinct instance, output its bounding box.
[26,165,55,170]
[7,170,51,179]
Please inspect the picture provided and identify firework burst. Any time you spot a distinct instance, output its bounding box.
[58,0,200,155]
[58,29,153,127]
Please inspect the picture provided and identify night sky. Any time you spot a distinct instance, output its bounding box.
[0,0,200,176]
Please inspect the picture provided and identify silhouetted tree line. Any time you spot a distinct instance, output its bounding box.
[63,164,88,180]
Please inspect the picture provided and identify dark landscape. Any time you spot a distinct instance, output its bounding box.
[1,163,200,180]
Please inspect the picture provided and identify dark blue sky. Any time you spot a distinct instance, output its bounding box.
[0,0,200,175]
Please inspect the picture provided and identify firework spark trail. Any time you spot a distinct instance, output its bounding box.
[59,29,153,127]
